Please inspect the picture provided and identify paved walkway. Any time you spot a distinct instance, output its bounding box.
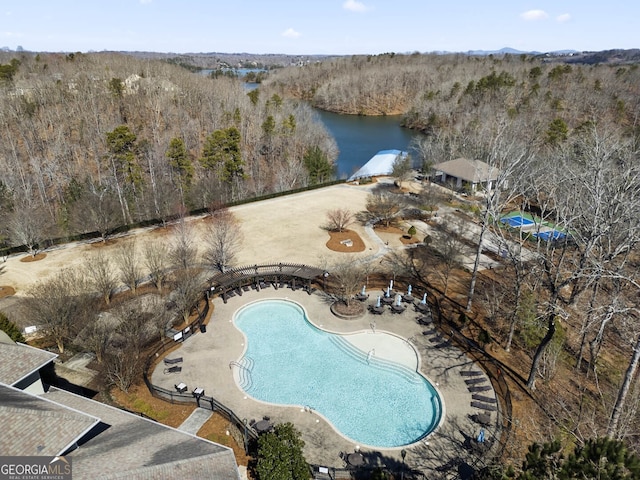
[178,407,213,435]
[151,287,502,474]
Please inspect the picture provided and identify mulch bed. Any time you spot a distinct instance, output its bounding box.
[326,229,366,252]
[19,253,46,262]
[0,286,16,299]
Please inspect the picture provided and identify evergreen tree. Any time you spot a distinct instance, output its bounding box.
[302,146,334,185]
[166,137,193,192]
[200,127,245,183]
[0,312,25,343]
[106,125,142,187]
[254,422,309,480]
[559,438,640,479]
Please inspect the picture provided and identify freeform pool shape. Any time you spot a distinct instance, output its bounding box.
[233,299,442,448]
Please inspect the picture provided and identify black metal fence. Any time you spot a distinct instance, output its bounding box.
[142,290,259,451]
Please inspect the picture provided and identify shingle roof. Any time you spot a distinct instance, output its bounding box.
[45,388,240,480]
[433,158,500,183]
[0,341,57,386]
[0,383,100,456]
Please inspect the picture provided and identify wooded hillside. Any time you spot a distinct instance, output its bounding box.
[268,52,640,466]
[0,51,337,250]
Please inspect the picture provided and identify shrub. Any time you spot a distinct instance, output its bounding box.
[0,312,25,343]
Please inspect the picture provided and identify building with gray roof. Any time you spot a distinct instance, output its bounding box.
[432,158,500,192]
[0,337,241,479]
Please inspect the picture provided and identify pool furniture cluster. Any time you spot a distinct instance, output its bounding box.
[461,370,498,426]
[163,356,183,374]
[368,284,424,315]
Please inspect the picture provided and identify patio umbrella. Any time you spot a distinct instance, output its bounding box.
[361,285,366,295]
[421,293,427,304]
[395,294,402,306]
[408,285,412,295]
[376,296,381,308]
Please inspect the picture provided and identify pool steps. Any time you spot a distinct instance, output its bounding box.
[329,336,423,385]
[233,356,255,390]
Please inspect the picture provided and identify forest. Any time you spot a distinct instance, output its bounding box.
[0,51,337,252]
[2,49,640,476]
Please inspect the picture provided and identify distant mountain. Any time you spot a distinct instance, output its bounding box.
[465,47,579,56]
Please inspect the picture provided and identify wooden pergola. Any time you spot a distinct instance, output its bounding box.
[208,263,326,303]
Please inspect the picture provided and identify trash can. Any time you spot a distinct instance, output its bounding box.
[200,324,206,333]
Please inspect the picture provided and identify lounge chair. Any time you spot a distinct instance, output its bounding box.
[465,377,486,385]
[163,357,183,365]
[472,394,497,404]
[471,401,497,411]
[164,365,182,374]
[460,370,483,377]
[468,385,492,393]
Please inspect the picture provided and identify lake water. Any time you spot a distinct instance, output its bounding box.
[314,109,424,179]
[198,70,423,179]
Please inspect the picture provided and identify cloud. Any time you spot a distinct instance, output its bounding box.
[556,13,571,23]
[343,0,369,13]
[282,28,301,39]
[520,9,549,21]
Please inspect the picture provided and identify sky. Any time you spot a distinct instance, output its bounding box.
[1,1,638,55]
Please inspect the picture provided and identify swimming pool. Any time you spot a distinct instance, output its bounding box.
[233,299,442,448]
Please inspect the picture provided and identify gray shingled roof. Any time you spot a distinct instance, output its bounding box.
[0,341,57,386]
[0,384,100,457]
[45,388,240,480]
[432,158,500,183]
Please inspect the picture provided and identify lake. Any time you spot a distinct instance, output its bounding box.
[313,109,424,179]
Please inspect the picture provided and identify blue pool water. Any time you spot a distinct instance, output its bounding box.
[501,215,534,228]
[233,300,442,448]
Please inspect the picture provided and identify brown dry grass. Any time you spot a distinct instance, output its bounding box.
[110,383,196,428]
[326,229,366,252]
[197,416,252,466]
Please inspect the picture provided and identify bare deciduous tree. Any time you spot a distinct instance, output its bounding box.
[70,182,121,241]
[365,185,405,228]
[325,260,366,307]
[114,240,141,293]
[7,205,49,256]
[169,214,198,271]
[23,267,91,353]
[171,268,204,324]
[325,208,353,232]
[142,239,169,291]
[203,207,243,273]
[85,251,119,305]
[432,220,467,298]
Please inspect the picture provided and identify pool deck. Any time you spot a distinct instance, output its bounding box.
[151,287,501,473]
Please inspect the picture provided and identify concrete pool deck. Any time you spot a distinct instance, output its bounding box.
[151,287,502,472]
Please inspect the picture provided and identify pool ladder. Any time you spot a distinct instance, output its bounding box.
[229,358,254,390]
